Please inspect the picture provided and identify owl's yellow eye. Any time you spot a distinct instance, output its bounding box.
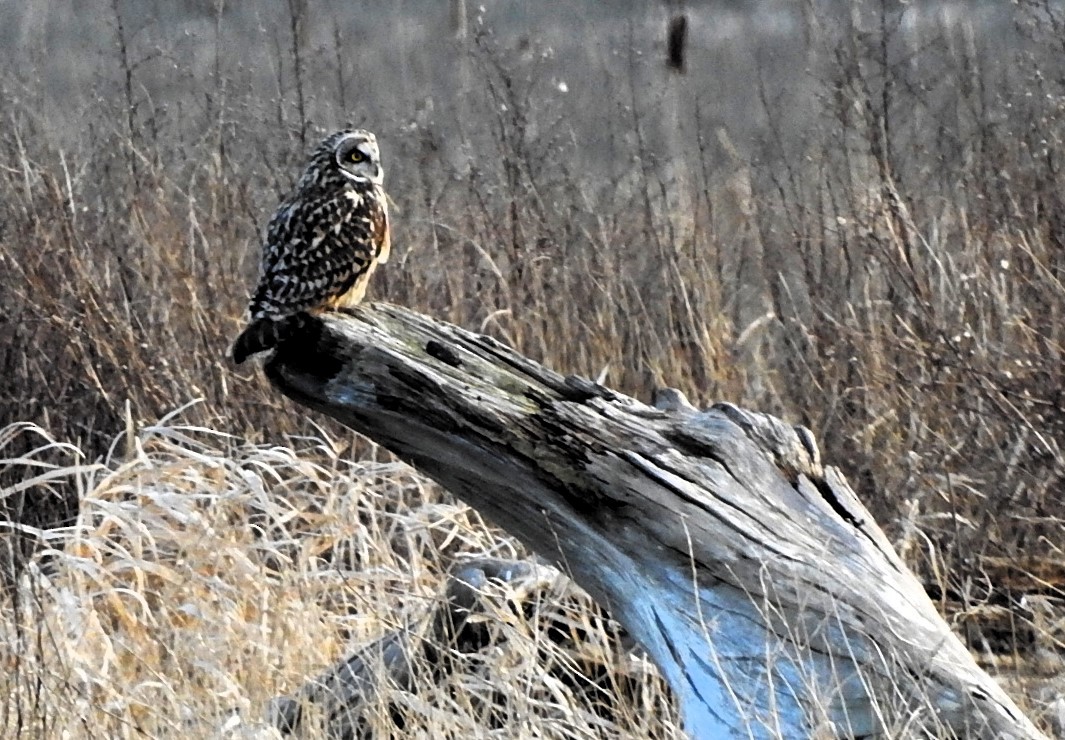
[350,151,364,163]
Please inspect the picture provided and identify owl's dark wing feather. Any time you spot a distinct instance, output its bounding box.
[248,186,377,321]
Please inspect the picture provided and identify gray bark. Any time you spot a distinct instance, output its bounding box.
[262,304,1044,739]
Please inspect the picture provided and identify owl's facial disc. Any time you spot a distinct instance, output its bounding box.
[335,133,383,185]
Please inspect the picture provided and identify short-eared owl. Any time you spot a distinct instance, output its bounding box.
[232,129,391,364]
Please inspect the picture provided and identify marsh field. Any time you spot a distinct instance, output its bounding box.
[1,0,1063,736]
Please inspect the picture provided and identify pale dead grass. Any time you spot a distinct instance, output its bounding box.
[4,408,1060,739]
[0,410,681,739]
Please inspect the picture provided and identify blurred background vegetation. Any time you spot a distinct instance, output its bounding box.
[1,0,1063,734]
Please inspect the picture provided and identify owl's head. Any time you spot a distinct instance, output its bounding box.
[304,129,384,188]
[332,130,383,186]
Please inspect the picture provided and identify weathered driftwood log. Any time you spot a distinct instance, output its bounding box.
[271,558,546,737]
[262,304,1044,740]
[271,556,658,738]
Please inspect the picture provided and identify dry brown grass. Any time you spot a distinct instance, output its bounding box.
[2,2,1064,736]
[0,416,681,738]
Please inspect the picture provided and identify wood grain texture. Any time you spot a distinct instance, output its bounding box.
[263,304,1044,740]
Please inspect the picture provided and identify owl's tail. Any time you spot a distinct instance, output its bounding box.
[231,314,309,364]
